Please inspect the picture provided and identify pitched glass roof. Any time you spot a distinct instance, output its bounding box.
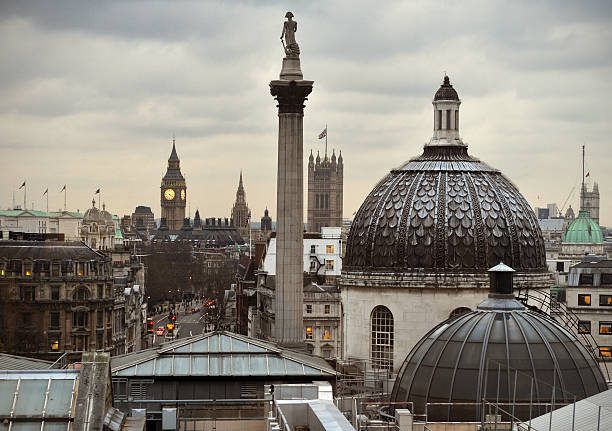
[0,370,78,429]
[112,332,336,378]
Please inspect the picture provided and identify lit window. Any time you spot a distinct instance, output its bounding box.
[0,269,4,276]
[326,245,334,254]
[305,327,313,340]
[371,305,394,371]
[25,269,31,276]
[599,347,612,358]
[600,322,612,335]
[578,294,591,306]
[323,326,331,339]
[600,295,612,306]
[306,304,312,314]
[49,337,60,351]
[578,321,591,334]
[325,304,331,314]
[325,260,334,270]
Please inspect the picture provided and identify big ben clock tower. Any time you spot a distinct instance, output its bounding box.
[160,139,186,230]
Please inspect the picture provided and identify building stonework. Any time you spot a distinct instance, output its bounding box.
[307,150,343,232]
[581,182,600,225]
[0,241,115,361]
[231,172,250,240]
[160,140,186,230]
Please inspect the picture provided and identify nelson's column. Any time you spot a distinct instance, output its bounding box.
[270,12,313,346]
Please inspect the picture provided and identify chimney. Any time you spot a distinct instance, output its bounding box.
[488,262,514,295]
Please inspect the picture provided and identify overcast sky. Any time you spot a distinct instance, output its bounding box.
[1,0,611,226]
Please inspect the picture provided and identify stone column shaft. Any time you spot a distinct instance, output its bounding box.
[270,79,313,346]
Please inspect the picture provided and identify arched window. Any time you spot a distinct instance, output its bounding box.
[371,305,394,370]
[449,307,471,319]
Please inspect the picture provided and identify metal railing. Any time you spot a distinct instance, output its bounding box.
[515,287,610,380]
[49,352,68,369]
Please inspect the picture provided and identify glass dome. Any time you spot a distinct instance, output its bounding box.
[390,280,607,422]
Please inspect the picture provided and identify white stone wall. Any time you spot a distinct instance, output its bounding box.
[263,228,343,277]
[341,285,489,373]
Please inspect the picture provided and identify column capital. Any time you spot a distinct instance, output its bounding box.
[270,80,314,114]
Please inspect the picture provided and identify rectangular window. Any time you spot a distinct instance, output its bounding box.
[601,273,612,285]
[97,333,103,349]
[24,263,32,277]
[51,286,60,300]
[578,294,591,306]
[579,274,594,285]
[322,349,331,359]
[325,194,329,209]
[556,261,565,272]
[21,312,33,328]
[455,110,459,130]
[315,194,319,209]
[325,304,331,314]
[326,245,334,254]
[97,310,103,328]
[309,259,317,272]
[73,311,88,328]
[50,312,60,329]
[436,110,442,130]
[323,326,331,340]
[600,322,612,335]
[305,326,313,340]
[599,347,612,358]
[49,335,60,351]
[20,286,35,301]
[306,304,312,314]
[51,263,60,277]
[310,245,316,254]
[97,284,103,298]
[600,295,612,306]
[446,109,451,130]
[325,260,334,270]
[578,321,591,334]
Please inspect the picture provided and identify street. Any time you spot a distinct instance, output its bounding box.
[149,307,207,346]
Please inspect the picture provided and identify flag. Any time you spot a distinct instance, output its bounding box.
[318,127,327,139]
[586,172,590,178]
[60,185,66,192]
[19,181,26,189]
[94,188,100,194]
[43,188,48,196]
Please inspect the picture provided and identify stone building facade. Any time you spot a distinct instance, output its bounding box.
[0,241,115,361]
[131,205,156,231]
[80,200,116,251]
[0,209,83,241]
[307,150,343,232]
[160,140,186,230]
[231,172,250,240]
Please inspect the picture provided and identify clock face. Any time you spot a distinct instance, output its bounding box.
[180,189,185,200]
[164,188,175,200]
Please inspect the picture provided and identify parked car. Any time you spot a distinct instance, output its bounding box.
[155,327,166,336]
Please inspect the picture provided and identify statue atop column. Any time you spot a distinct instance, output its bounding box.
[280,12,300,58]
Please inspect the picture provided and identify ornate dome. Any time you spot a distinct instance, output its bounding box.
[563,210,602,243]
[390,264,607,422]
[344,77,546,273]
[434,75,459,101]
[83,199,104,222]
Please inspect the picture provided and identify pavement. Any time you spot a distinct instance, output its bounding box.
[149,304,208,346]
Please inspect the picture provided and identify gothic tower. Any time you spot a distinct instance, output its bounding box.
[307,148,343,232]
[581,182,600,225]
[231,171,251,239]
[160,139,186,230]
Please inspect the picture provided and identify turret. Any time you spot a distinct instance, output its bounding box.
[331,149,337,167]
[308,150,314,169]
[316,150,321,165]
[428,75,464,147]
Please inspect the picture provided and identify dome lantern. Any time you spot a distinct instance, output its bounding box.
[430,75,464,147]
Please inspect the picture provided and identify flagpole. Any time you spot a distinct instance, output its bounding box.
[325,123,328,158]
[64,187,66,211]
[46,191,49,213]
[24,182,26,210]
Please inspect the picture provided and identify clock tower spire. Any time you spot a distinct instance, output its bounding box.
[160,138,186,230]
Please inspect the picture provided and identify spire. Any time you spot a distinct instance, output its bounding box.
[168,137,180,162]
[580,145,585,211]
[316,150,321,164]
[239,170,244,190]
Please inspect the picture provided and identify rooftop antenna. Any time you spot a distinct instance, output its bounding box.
[581,144,585,210]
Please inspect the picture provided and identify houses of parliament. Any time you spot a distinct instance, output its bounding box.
[159,140,344,236]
